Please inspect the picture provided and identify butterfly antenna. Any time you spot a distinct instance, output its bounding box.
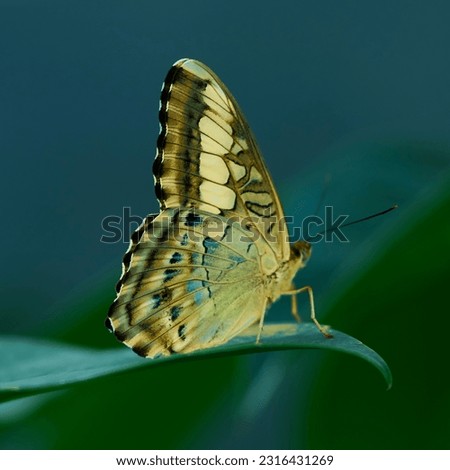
[338,204,398,231]
[305,204,398,242]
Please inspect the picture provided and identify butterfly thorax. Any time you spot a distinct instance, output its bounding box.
[265,240,312,302]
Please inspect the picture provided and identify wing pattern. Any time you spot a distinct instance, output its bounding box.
[107,209,267,357]
[106,59,296,358]
[153,59,290,262]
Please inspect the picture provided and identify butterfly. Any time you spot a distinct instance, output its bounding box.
[105,58,331,358]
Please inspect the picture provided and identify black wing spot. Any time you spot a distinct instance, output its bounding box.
[130,226,144,245]
[153,154,164,178]
[185,212,202,227]
[132,344,149,357]
[178,324,187,341]
[115,278,123,294]
[122,251,132,270]
[154,181,165,202]
[152,289,170,309]
[114,329,127,342]
[170,306,182,321]
[181,233,189,246]
[164,268,180,282]
[170,252,182,264]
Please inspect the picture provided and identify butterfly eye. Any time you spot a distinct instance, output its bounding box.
[291,240,312,261]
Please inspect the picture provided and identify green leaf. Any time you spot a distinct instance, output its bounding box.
[0,323,390,403]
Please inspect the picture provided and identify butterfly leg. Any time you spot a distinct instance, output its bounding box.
[290,288,301,323]
[283,286,333,338]
[256,309,267,344]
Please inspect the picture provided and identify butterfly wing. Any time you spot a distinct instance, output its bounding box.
[106,59,291,357]
[153,58,290,263]
[106,209,267,357]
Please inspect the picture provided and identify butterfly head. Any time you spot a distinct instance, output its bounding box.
[290,240,312,267]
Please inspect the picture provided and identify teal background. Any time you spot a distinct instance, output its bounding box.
[1,0,449,449]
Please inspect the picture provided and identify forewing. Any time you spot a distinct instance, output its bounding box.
[153,59,290,262]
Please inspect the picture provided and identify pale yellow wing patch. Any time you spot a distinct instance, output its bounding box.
[153,58,290,262]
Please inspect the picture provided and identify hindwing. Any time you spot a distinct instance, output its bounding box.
[107,209,269,357]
